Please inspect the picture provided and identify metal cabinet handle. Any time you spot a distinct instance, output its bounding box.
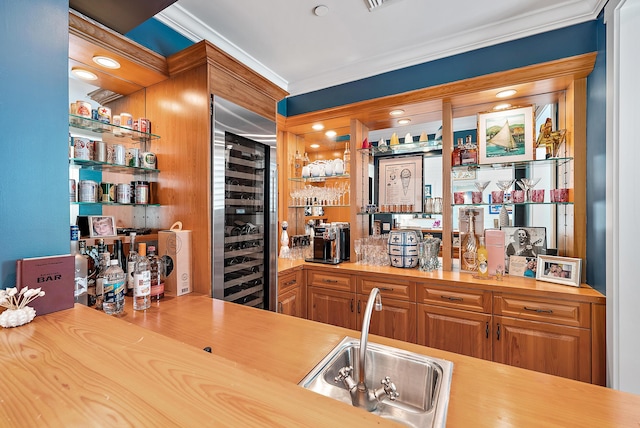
[441,295,463,302]
[357,300,361,314]
[485,322,489,339]
[524,306,553,314]
[496,323,501,341]
[285,279,297,286]
[379,287,393,291]
[350,299,354,312]
[323,279,338,283]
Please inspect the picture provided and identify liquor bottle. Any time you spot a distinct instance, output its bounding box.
[133,243,151,310]
[70,226,89,306]
[294,150,302,178]
[452,138,462,166]
[461,135,478,164]
[102,259,125,315]
[78,239,95,306]
[343,143,351,175]
[112,239,126,270]
[126,232,137,296]
[94,252,111,310]
[460,210,479,271]
[147,245,164,301]
[477,236,488,278]
[302,151,309,168]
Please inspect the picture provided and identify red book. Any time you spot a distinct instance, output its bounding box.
[16,255,75,316]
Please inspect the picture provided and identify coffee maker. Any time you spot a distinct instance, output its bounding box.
[307,222,350,264]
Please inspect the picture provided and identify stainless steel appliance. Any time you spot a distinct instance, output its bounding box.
[307,222,350,264]
[211,96,277,310]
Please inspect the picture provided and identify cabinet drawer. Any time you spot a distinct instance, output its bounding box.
[306,269,353,292]
[417,283,491,313]
[494,294,590,328]
[357,276,415,301]
[278,269,302,293]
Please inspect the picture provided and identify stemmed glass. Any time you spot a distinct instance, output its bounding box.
[473,180,491,203]
[495,179,516,203]
[354,238,363,264]
[517,178,541,202]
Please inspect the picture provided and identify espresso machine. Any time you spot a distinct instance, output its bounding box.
[307,222,350,264]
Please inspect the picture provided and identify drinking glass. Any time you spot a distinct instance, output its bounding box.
[354,238,362,263]
[473,181,491,203]
[517,177,541,202]
[495,179,516,203]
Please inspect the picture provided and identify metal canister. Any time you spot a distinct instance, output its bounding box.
[69,179,76,202]
[141,152,157,169]
[134,181,149,204]
[73,137,91,160]
[99,182,115,202]
[97,106,111,124]
[120,112,133,129]
[78,180,98,202]
[116,183,132,204]
[138,118,150,133]
[76,101,92,118]
[126,147,140,167]
[94,141,107,162]
[112,144,125,165]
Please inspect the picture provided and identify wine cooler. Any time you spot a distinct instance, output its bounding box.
[211,96,277,310]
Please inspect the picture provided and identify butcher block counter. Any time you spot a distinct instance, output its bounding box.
[2,295,639,427]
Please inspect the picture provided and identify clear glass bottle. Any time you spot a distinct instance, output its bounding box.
[133,242,151,310]
[302,151,310,168]
[294,150,302,178]
[103,259,125,315]
[477,236,488,278]
[460,210,479,271]
[343,143,351,175]
[70,226,89,306]
[126,232,137,296]
[112,239,126,270]
[452,139,462,166]
[94,252,111,310]
[148,245,164,301]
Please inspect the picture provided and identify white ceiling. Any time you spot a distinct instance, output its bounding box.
[156,0,605,97]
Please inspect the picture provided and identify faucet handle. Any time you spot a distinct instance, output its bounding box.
[380,376,399,401]
[334,366,353,383]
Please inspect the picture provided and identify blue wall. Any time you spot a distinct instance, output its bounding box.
[0,0,70,289]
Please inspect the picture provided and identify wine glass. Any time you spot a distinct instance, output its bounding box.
[473,180,491,203]
[495,179,516,202]
[354,238,363,264]
[517,178,541,202]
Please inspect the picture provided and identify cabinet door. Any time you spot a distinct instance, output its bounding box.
[494,315,591,382]
[278,287,303,318]
[417,304,492,360]
[357,297,416,343]
[307,286,356,330]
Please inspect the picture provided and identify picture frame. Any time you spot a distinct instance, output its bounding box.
[508,255,538,278]
[424,184,432,198]
[536,255,582,287]
[378,155,423,212]
[478,105,535,164]
[501,226,547,274]
[452,166,477,181]
[88,215,117,238]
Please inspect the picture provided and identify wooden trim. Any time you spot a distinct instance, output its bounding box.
[591,303,607,386]
[442,102,453,271]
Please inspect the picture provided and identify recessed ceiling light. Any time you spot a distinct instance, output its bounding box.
[312,123,324,131]
[71,68,98,81]
[325,130,337,138]
[314,5,329,16]
[496,89,517,98]
[389,109,405,116]
[310,143,320,149]
[398,119,411,125]
[92,56,120,69]
[493,103,512,110]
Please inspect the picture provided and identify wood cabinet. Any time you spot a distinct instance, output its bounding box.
[306,268,356,329]
[493,293,593,382]
[278,268,305,318]
[416,282,493,360]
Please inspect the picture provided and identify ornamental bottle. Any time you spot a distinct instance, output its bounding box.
[477,236,488,278]
[133,243,151,310]
[460,210,479,271]
[103,260,125,315]
[147,245,164,301]
[343,143,351,175]
[294,150,302,178]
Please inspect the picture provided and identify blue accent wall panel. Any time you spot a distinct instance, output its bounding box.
[586,12,607,295]
[0,0,70,289]
[126,18,194,57]
[286,21,598,116]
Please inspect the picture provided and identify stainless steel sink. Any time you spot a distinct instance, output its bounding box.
[299,337,453,428]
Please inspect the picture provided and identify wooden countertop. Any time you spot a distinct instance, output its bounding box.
[3,295,637,427]
[280,259,606,303]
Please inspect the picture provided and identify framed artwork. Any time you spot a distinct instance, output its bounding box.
[88,215,117,238]
[501,226,547,274]
[478,106,535,164]
[536,255,582,287]
[424,184,432,198]
[508,255,537,278]
[452,166,477,180]
[378,155,423,212]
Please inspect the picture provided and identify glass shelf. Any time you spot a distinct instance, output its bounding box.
[288,204,350,208]
[69,158,160,174]
[452,201,573,207]
[358,140,443,156]
[357,211,444,216]
[289,174,350,182]
[72,202,161,207]
[451,156,573,170]
[69,114,160,142]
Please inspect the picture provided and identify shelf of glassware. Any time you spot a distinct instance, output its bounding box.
[451,156,573,171]
[69,158,160,174]
[71,202,161,207]
[358,140,443,156]
[452,202,573,208]
[69,114,160,142]
[288,174,350,182]
[356,211,445,216]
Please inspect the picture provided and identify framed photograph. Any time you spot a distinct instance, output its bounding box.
[508,255,538,278]
[452,166,477,181]
[501,226,547,274]
[378,155,423,212]
[88,215,117,238]
[424,184,432,198]
[536,255,582,287]
[478,105,535,164]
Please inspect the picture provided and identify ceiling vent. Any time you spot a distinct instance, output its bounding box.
[364,0,400,12]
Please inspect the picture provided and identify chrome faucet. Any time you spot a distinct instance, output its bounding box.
[334,288,399,411]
